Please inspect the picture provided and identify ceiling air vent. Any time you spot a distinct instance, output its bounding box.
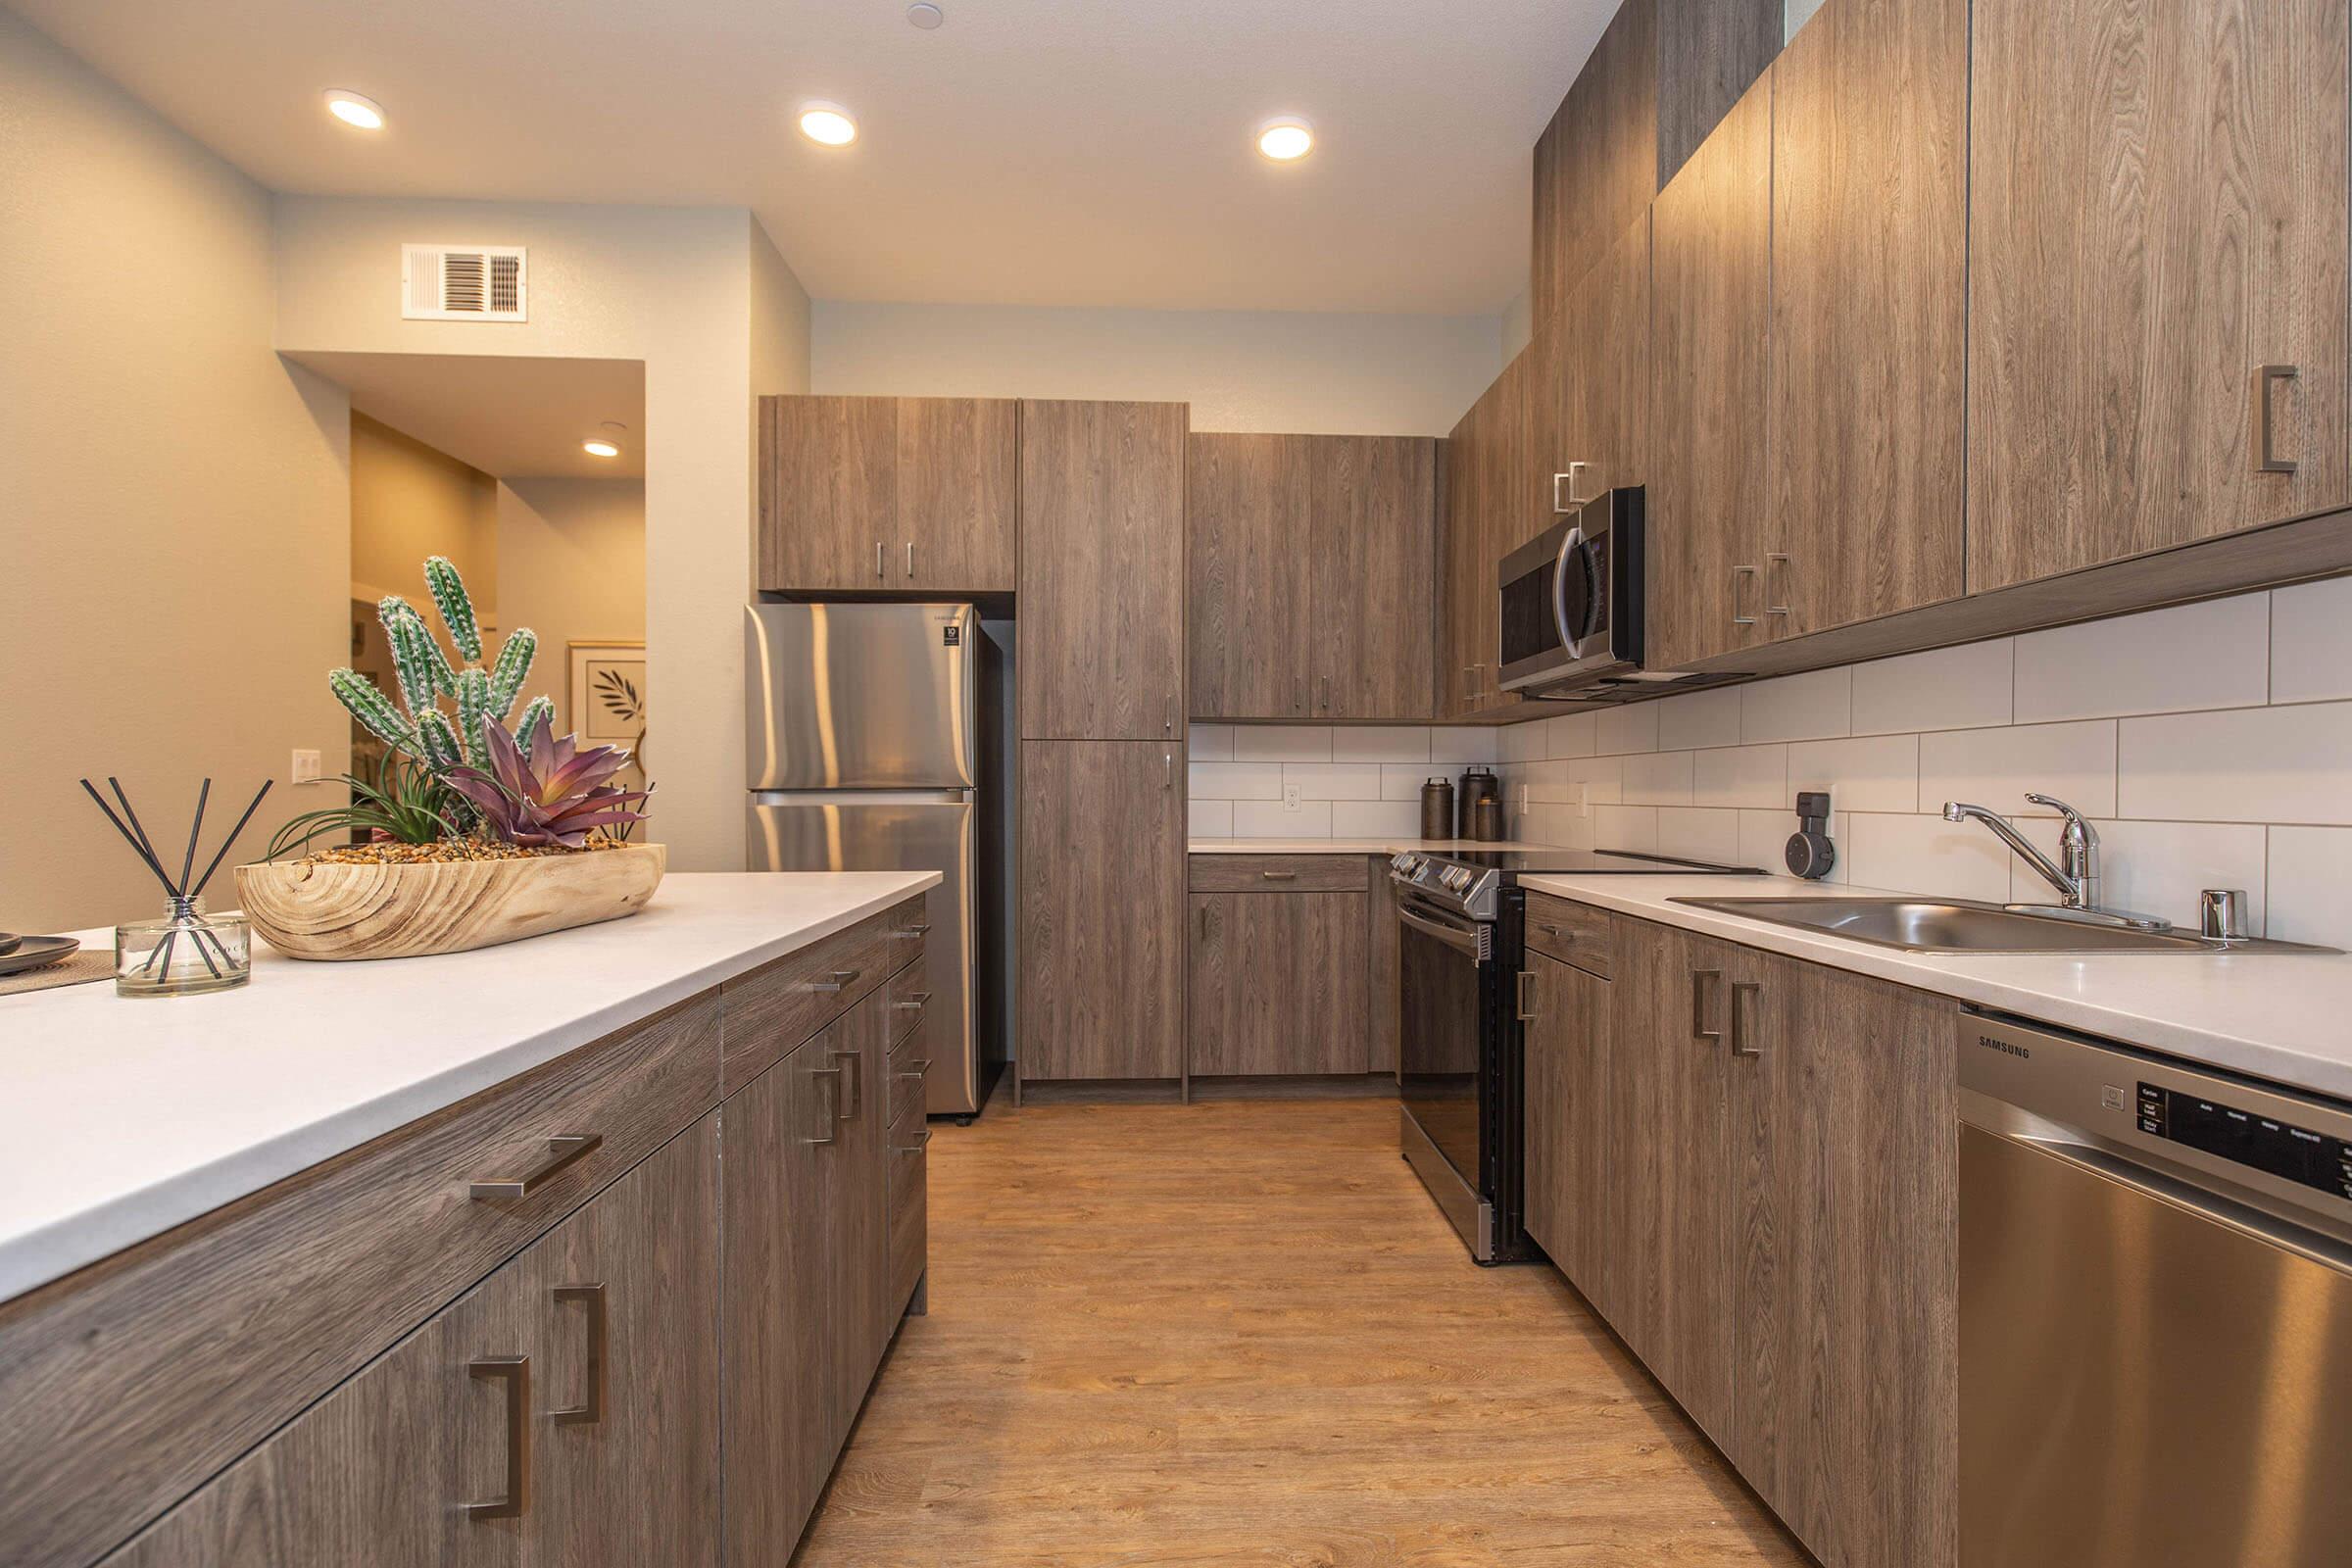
[401,244,527,321]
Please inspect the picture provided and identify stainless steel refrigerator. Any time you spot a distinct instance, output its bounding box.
[744,602,1007,1116]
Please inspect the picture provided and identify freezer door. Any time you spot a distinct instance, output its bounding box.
[749,792,980,1116]
[745,602,976,789]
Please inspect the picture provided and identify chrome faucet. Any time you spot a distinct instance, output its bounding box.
[1942,794,2101,911]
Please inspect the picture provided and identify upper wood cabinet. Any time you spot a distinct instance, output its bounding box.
[1187,433,1436,722]
[759,396,1018,593]
[1966,0,2349,591]
[1440,371,1515,719]
[1766,0,1967,638]
[1018,400,1188,741]
[1545,208,1652,513]
[1018,739,1186,1084]
[1644,68,1775,672]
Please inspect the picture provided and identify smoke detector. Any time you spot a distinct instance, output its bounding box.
[401,245,527,321]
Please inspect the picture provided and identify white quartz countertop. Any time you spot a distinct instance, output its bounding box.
[1188,838,1555,856]
[1520,869,2352,1102]
[0,870,937,1304]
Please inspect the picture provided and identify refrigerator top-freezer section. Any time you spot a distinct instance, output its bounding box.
[746,602,978,790]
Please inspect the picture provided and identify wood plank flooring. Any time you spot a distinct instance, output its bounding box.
[797,1098,1810,1566]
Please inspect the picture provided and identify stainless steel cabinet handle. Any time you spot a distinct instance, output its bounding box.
[1536,921,1571,942]
[893,1127,935,1154]
[1164,750,1173,790]
[1732,566,1759,627]
[465,1356,530,1521]
[2255,364,2301,472]
[1553,464,1589,513]
[1260,870,1298,882]
[804,1064,843,1144]
[551,1284,606,1427]
[469,1134,603,1200]
[1729,980,1762,1058]
[896,1058,933,1080]
[894,991,933,1009]
[1516,970,1539,1021]
[906,540,916,577]
[1764,554,1790,617]
[1164,697,1174,735]
[1690,968,1723,1045]
[810,967,862,994]
[829,1047,862,1118]
[903,922,932,937]
[876,540,885,579]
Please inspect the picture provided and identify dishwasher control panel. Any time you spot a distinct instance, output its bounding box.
[2136,1082,2352,1202]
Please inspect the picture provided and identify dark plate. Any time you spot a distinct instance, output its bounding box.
[0,936,82,976]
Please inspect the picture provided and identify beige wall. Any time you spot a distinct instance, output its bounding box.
[274,199,810,872]
[0,11,351,933]
[496,479,647,741]
[350,413,499,616]
[809,302,1499,436]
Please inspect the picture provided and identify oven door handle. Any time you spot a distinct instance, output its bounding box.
[1553,524,1589,661]
[1397,903,1486,959]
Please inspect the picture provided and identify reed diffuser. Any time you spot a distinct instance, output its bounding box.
[81,776,271,997]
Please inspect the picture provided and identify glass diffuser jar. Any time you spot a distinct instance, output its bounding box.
[116,897,250,997]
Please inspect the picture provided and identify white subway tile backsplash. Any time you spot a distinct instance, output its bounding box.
[2266,827,2352,945]
[1596,705,1659,756]
[1519,802,1595,850]
[1500,721,1548,763]
[1190,724,1237,761]
[1545,713,1599,758]
[1850,639,2013,736]
[1657,807,1742,863]
[1232,799,1332,836]
[2013,596,2270,722]
[1592,805,1659,855]
[2118,704,2352,825]
[1381,764,1443,802]
[1918,720,2117,817]
[1998,817,2268,933]
[1331,800,1420,837]
[1189,761,1283,801]
[1843,812,2014,904]
[1657,688,1743,751]
[1431,729,1501,763]
[1282,762,1382,802]
[1187,799,1234,837]
[1788,734,1919,814]
[1231,725,1333,762]
[1622,750,1695,806]
[1692,744,1789,809]
[2269,578,2352,705]
[1329,726,1435,763]
[1741,667,1851,744]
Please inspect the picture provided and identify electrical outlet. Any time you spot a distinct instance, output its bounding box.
[290,748,322,784]
[1282,782,1303,811]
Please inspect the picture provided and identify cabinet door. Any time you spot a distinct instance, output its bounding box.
[1645,69,1774,672]
[1479,353,1530,715]
[1019,740,1187,1081]
[897,397,1017,592]
[1729,953,1958,1568]
[1439,403,1480,720]
[1188,433,1312,719]
[1312,436,1438,720]
[1187,891,1368,1076]
[1529,0,1659,331]
[720,1030,854,1564]
[1523,953,1615,1318]
[1565,210,1651,505]
[1607,918,1736,1444]
[1019,400,1188,740]
[828,988,892,1418]
[1768,0,1966,639]
[760,396,898,592]
[1967,0,2349,590]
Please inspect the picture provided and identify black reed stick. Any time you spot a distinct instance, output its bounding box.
[188,780,273,901]
[109,778,172,894]
[177,778,211,901]
[80,780,176,891]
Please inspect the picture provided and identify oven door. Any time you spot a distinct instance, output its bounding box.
[1396,891,1498,1255]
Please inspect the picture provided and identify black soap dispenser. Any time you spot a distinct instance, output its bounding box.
[1785,792,1836,880]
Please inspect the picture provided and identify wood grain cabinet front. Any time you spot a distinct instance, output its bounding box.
[758,396,1016,593]
[1521,950,1614,1324]
[1187,890,1368,1077]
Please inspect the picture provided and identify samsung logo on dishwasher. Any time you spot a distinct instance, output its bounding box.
[1975,1035,2032,1059]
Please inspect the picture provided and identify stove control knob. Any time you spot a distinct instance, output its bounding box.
[1395,854,1420,875]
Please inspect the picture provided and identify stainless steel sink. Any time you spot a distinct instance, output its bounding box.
[1667,896,2332,955]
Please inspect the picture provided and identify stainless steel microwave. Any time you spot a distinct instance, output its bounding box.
[1497,487,1647,697]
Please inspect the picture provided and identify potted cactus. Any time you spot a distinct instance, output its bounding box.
[233,559,665,960]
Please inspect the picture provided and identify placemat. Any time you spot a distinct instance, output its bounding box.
[0,950,113,996]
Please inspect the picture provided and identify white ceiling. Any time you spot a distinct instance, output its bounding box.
[285,351,647,479]
[14,0,1610,315]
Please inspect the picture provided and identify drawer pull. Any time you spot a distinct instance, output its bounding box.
[893,1127,934,1154]
[465,1355,530,1521]
[1691,968,1724,1046]
[1729,980,1763,1059]
[1537,922,1571,941]
[829,1048,863,1118]
[896,1058,934,1080]
[899,922,932,937]
[551,1284,607,1427]
[894,992,933,1010]
[1260,869,1298,882]
[804,1065,844,1144]
[810,967,863,994]
[469,1134,603,1200]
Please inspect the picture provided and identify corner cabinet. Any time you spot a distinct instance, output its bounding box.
[1966,0,2349,591]
[758,396,1018,593]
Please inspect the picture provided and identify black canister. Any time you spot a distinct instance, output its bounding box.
[1458,766,1501,841]
[1469,793,1505,842]
[1419,777,1455,842]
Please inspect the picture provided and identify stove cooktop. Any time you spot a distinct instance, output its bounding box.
[1391,847,1764,922]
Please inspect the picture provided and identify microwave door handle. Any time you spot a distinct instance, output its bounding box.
[1553,525,1588,660]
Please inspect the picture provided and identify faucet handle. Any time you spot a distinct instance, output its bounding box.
[2023,793,2095,837]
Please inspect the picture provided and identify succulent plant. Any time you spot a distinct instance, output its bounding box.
[327,558,547,787]
[447,720,652,849]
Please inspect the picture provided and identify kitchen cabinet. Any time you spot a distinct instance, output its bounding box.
[1530,0,1658,332]
[758,396,1017,593]
[1520,950,1613,1322]
[1966,0,2349,591]
[1018,740,1187,1084]
[1188,434,1437,722]
[1188,888,1368,1077]
[1543,209,1651,518]
[1366,856,1401,1076]
[1766,0,1967,639]
[1644,67,1774,672]
[1440,367,1520,719]
[1019,399,1188,741]
[108,1119,722,1568]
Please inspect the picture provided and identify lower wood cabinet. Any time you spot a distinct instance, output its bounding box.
[1521,950,1613,1324]
[1187,891,1367,1076]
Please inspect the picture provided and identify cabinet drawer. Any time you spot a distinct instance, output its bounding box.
[886,945,931,1048]
[0,993,720,1568]
[886,1106,928,1318]
[1189,854,1369,893]
[888,1012,932,1129]
[721,910,894,1093]
[886,892,931,974]
[1526,893,1614,978]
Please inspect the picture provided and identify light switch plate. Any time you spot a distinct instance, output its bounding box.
[290,748,322,784]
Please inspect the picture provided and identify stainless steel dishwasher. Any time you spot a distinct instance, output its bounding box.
[1961,1013,2352,1567]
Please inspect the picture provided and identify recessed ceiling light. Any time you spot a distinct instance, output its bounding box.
[798,101,858,147]
[1256,117,1313,162]
[323,90,386,130]
[582,439,620,459]
[906,3,945,28]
